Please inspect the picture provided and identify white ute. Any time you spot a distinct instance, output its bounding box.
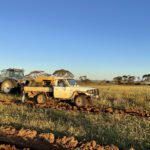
[23,76,100,107]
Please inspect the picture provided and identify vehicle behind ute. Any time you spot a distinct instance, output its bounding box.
[0,68,25,94]
[22,75,99,107]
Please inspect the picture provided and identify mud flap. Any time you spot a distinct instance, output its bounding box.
[22,92,26,103]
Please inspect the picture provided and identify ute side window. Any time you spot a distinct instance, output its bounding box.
[57,80,66,87]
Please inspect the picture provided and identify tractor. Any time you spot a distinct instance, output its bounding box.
[0,68,24,94]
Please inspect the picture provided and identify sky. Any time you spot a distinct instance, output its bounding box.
[0,0,150,80]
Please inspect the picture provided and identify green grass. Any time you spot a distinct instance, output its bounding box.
[83,84,150,111]
[0,103,149,150]
[0,93,21,101]
[0,85,150,149]
[1,84,150,111]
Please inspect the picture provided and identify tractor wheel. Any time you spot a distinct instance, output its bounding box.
[75,95,88,107]
[36,94,46,104]
[1,80,16,94]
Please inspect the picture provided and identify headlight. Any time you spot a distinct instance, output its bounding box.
[87,90,94,94]
[87,89,99,96]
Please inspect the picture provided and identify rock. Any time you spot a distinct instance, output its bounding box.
[96,145,105,150]
[129,148,135,150]
[39,133,55,144]
[0,127,16,135]
[91,140,97,148]
[56,136,78,148]
[67,137,78,148]
[105,108,113,113]
[105,145,119,150]
[110,145,119,150]
[17,129,37,139]
[0,144,17,150]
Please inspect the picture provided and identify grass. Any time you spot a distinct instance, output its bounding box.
[0,103,149,150]
[1,84,150,111]
[84,84,150,111]
[0,93,20,101]
[0,85,150,149]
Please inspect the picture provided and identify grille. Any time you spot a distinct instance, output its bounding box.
[92,89,99,96]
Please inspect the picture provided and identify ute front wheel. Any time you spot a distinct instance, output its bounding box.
[75,95,88,107]
[36,94,46,104]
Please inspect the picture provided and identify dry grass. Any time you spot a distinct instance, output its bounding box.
[0,93,20,101]
[85,84,150,111]
[0,85,150,149]
[0,103,149,150]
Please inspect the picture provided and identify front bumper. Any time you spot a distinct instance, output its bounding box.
[86,93,100,100]
[91,95,100,100]
[86,89,100,100]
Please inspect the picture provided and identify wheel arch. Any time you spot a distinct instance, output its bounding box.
[71,91,87,100]
[27,91,47,99]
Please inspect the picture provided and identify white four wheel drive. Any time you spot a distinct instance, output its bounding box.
[23,76,100,107]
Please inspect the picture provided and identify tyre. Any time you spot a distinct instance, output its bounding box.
[1,79,16,94]
[36,94,46,104]
[75,95,88,107]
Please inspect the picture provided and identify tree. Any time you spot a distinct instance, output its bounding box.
[113,75,137,85]
[79,76,87,81]
[53,69,74,78]
[122,75,128,81]
[122,75,128,83]
[137,76,141,81]
[25,71,49,79]
[113,76,122,84]
[128,76,135,83]
[143,74,150,81]
[79,76,91,83]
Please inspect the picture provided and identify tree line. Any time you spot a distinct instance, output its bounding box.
[31,69,150,85]
[113,74,150,85]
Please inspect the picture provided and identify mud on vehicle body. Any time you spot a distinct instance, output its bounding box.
[23,75,99,107]
[0,68,25,94]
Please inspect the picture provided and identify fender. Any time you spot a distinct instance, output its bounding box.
[71,91,87,100]
[2,78,18,88]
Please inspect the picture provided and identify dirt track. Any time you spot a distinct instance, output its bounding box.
[0,126,120,150]
[0,98,150,118]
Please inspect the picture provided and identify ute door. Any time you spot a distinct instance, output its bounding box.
[54,79,72,99]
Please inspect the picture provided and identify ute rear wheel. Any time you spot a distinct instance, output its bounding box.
[1,80,15,94]
[36,94,46,104]
[75,95,88,107]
